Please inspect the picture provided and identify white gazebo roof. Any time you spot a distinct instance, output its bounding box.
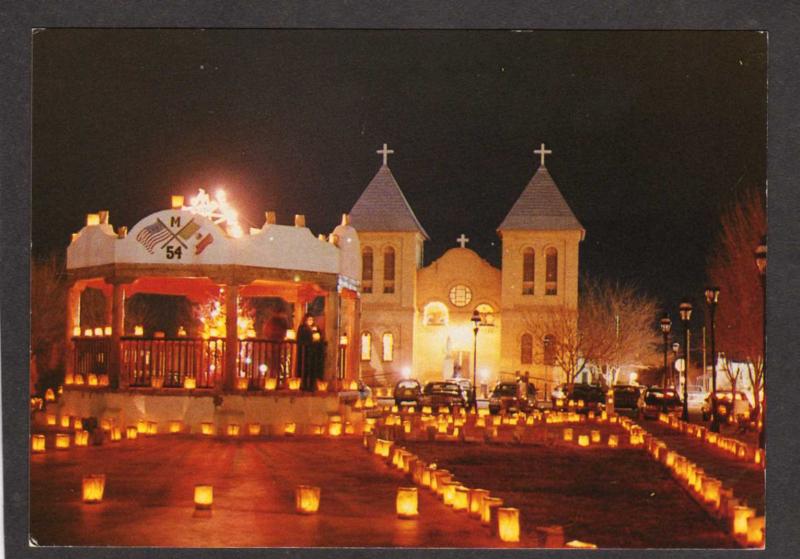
[67,209,361,287]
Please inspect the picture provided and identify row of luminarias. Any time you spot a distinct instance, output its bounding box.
[625,414,765,547]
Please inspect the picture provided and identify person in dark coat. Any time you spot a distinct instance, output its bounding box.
[296,314,316,391]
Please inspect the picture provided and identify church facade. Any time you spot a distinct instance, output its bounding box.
[349,144,585,394]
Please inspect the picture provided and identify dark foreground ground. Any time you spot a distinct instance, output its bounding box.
[401,440,736,548]
[31,435,736,548]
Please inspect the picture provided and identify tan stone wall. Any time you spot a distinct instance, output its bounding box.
[414,248,502,385]
[358,231,422,384]
[499,229,582,389]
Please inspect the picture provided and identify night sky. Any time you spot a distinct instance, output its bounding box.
[32,30,766,313]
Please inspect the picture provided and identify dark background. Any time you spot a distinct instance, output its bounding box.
[32,29,766,314]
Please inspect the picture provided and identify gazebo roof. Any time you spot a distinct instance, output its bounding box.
[67,209,361,289]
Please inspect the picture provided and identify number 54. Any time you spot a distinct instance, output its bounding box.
[166,246,183,259]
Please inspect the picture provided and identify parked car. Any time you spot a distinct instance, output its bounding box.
[612,384,643,416]
[419,381,467,410]
[488,381,537,415]
[639,387,682,420]
[686,386,708,411]
[552,383,605,413]
[701,390,753,424]
[394,379,422,407]
[451,378,474,406]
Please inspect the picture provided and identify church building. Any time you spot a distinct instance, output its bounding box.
[350,144,585,394]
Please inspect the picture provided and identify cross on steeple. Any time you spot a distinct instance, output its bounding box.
[534,142,552,167]
[377,143,394,166]
[456,233,470,248]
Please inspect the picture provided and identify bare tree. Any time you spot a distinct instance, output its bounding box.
[707,185,765,419]
[30,255,67,390]
[522,278,660,386]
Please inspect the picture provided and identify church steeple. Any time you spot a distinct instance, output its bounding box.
[349,144,429,239]
[497,144,584,236]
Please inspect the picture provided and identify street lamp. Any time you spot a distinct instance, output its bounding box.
[471,309,481,410]
[671,342,680,388]
[755,236,766,449]
[679,300,693,421]
[659,314,672,391]
[704,287,720,432]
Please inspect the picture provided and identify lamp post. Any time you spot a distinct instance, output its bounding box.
[705,287,720,432]
[755,236,766,449]
[660,315,672,391]
[679,301,693,421]
[338,334,348,384]
[471,309,481,411]
[671,342,680,388]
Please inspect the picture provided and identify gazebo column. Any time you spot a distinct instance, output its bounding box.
[65,283,82,380]
[109,281,127,389]
[324,290,340,382]
[223,284,240,392]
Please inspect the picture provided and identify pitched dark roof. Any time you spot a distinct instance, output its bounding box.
[349,165,430,239]
[497,165,585,233]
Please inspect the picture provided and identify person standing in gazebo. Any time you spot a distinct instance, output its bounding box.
[297,314,316,391]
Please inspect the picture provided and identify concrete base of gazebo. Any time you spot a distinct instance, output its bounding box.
[38,389,361,435]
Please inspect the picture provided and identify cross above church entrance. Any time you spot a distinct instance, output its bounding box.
[377,143,394,166]
[456,234,470,248]
[534,142,552,166]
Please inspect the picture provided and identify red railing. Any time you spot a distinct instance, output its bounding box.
[72,337,112,377]
[237,339,296,389]
[121,337,224,389]
[73,337,302,391]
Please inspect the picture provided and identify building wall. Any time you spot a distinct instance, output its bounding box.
[499,229,582,387]
[414,248,502,385]
[357,231,422,384]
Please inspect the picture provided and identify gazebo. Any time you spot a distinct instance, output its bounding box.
[58,194,362,427]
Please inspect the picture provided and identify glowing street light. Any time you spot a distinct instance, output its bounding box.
[679,300,693,421]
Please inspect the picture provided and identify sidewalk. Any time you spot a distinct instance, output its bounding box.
[640,420,764,515]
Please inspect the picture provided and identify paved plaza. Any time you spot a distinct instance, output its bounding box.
[30,431,745,548]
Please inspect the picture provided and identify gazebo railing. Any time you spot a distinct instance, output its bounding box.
[73,337,301,391]
[72,337,112,378]
[121,337,225,389]
[237,339,296,389]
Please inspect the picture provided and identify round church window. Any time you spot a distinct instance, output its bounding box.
[448,285,473,307]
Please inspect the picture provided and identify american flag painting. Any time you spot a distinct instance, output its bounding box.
[136,220,172,253]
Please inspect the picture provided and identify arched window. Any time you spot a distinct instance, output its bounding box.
[360,331,372,361]
[383,247,395,293]
[522,248,535,295]
[475,303,495,326]
[423,301,449,326]
[545,247,558,295]
[543,334,555,366]
[382,332,394,362]
[520,333,533,364]
[362,247,373,293]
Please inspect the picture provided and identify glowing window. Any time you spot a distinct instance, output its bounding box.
[360,332,372,361]
[520,333,533,364]
[448,285,473,307]
[522,248,535,295]
[475,303,495,326]
[423,301,449,326]
[382,332,394,362]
